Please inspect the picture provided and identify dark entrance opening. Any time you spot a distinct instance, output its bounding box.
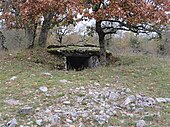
[66,56,89,70]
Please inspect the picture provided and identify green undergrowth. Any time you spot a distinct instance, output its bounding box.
[0,48,170,126]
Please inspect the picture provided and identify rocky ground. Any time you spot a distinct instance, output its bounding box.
[1,81,170,127]
[0,52,170,127]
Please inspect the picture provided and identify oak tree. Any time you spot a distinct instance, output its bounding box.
[1,0,169,63]
[0,0,75,47]
[72,0,170,65]
[20,0,76,47]
[0,0,38,48]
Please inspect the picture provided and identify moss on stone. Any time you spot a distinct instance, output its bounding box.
[47,44,112,57]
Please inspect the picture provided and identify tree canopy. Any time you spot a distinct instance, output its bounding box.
[1,0,169,33]
[0,0,169,65]
[71,0,170,65]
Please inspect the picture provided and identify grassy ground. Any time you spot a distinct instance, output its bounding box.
[0,48,170,126]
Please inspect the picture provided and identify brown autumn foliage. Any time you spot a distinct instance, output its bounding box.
[2,1,168,29]
[70,0,170,65]
[0,0,169,65]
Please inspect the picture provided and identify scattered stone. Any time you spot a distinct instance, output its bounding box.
[32,85,170,126]
[27,57,31,60]
[31,74,35,77]
[99,110,105,114]
[108,126,121,127]
[70,111,78,119]
[66,119,72,123]
[106,110,117,116]
[106,83,111,87]
[2,85,168,126]
[76,97,84,103]
[109,92,119,101]
[50,114,60,125]
[5,118,17,127]
[19,107,33,115]
[42,72,53,77]
[69,125,76,127]
[156,98,167,103]
[113,76,120,83]
[94,82,100,86]
[35,119,43,126]
[79,111,87,118]
[126,113,134,118]
[54,109,63,113]
[80,86,85,90]
[123,95,136,106]
[59,79,71,84]
[0,113,2,121]
[45,108,52,114]
[156,98,170,103]
[124,88,132,93]
[39,86,48,92]
[63,101,71,105]
[136,95,155,107]
[135,108,145,113]
[45,93,52,97]
[165,98,170,102]
[5,99,20,106]
[10,76,17,81]
[136,120,146,127]
[94,114,109,125]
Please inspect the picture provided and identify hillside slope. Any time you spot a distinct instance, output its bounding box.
[0,49,170,127]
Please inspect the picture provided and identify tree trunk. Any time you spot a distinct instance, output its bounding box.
[0,31,8,51]
[38,13,53,47]
[25,22,37,49]
[99,33,106,66]
[58,35,63,44]
[96,21,107,66]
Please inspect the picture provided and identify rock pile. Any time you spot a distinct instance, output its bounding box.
[2,84,170,127]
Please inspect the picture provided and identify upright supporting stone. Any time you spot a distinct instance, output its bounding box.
[0,31,8,51]
[63,56,67,70]
[88,56,100,68]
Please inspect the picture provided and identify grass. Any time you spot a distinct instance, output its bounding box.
[0,48,170,126]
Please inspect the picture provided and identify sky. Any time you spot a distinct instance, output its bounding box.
[74,19,96,33]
